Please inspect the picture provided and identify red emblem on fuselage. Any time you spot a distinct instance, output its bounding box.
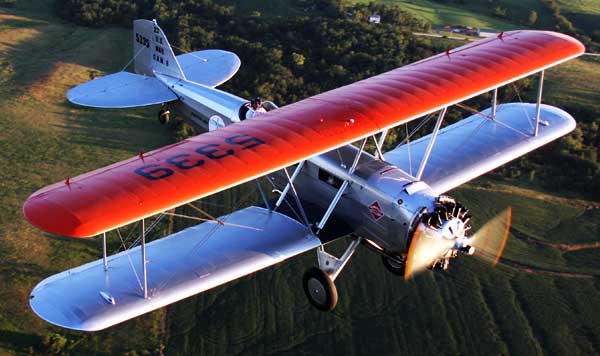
[368,201,384,221]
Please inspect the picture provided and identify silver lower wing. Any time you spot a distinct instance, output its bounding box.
[67,71,178,108]
[384,103,576,194]
[30,206,319,331]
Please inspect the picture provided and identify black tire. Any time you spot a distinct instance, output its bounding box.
[382,256,406,276]
[302,267,338,311]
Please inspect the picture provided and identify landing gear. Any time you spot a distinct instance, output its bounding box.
[382,255,406,276]
[303,237,362,311]
[302,267,338,311]
[158,105,170,124]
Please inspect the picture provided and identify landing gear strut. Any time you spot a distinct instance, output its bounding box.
[302,236,362,311]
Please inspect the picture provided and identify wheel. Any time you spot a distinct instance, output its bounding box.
[158,109,170,124]
[302,267,338,311]
[382,255,406,276]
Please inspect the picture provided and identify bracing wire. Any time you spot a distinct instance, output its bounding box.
[116,228,144,292]
[120,45,147,72]
[154,184,262,292]
[170,44,208,62]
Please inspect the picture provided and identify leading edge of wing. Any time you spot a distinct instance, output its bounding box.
[24,30,585,238]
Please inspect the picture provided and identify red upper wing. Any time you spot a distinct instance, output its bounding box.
[24,31,584,237]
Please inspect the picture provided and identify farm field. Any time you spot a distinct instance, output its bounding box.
[350,0,521,29]
[0,1,599,355]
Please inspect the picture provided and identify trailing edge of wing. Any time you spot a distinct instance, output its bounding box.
[67,71,178,108]
[25,31,585,237]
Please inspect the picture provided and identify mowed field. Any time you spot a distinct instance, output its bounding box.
[0,1,599,355]
[557,0,600,33]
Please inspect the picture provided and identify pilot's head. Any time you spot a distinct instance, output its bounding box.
[252,97,262,109]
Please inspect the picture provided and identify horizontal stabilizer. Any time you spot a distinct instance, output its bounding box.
[67,71,178,108]
[177,50,241,87]
[30,206,319,331]
[384,103,576,194]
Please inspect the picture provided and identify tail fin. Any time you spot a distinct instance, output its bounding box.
[133,19,185,79]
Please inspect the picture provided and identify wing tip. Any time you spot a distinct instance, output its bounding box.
[23,194,91,238]
[504,30,586,56]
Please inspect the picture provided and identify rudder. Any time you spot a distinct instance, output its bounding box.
[133,19,185,79]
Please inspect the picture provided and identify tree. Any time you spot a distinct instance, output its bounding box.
[292,52,305,67]
[41,333,68,355]
[528,10,538,26]
[493,6,507,18]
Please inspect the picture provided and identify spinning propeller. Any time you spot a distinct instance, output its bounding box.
[405,207,512,280]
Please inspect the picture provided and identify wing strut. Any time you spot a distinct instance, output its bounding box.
[416,108,447,180]
[275,161,305,209]
[316,138,367,232]
[534,70,545,136]
[141,219,148,299]
[375,130,388,159]
[282,166,311,227]
[102,232,108,271]
[255,179,271,211]
[491,88,498,119]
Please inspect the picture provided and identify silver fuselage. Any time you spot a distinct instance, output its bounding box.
[156,73,248,130]
[297,145,437,254]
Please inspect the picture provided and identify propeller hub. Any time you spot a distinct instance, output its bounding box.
[439,218,466,240]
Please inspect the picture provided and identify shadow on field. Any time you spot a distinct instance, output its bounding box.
[0,329,41,352]
[0,8,132,100]
[0,260,54,279]
[0,8,171,155]
[54,106,165,152]
[0,16,47,30]
[566,13,600,33]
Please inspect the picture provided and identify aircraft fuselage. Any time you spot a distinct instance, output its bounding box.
[272,144,439,256]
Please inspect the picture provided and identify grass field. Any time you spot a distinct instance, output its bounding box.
[556,0,600,35]
[350,0,520,30]
[545,56,600,112]
[0,1,599,355]
[219,0,537,30]
[557,0,600,15]
[0,1,172,353]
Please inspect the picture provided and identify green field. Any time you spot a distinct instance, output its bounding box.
[0,1,172,353]
[349,0,521,30]
[557,0,600,35]
[223,0,543,30]
[557,0,600,15]
[545,56,600,112]
[0,1,599,355]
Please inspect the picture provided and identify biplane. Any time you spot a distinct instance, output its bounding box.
[24,20,585,331]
